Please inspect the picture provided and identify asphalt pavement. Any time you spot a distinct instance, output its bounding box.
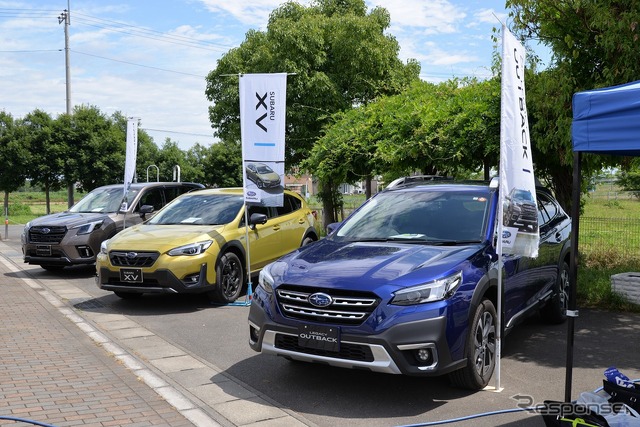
[1,223,639,427]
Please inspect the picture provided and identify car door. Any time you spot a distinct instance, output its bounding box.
[244,205,283,271]
[273,194,308,256]
[503,189,567,326]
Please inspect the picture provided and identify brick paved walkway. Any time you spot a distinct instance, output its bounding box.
[0,255,194,427]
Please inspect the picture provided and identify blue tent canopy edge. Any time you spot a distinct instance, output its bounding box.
[572,79,640,156]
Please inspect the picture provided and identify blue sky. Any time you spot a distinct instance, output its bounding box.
[1,0,535,151]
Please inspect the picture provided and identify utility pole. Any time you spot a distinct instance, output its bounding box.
[59,1,74,207]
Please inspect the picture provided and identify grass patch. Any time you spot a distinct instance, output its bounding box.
[577,265,640,313]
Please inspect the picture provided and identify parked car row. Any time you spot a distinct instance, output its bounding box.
[21,176,572,390]
[21,183,318,303]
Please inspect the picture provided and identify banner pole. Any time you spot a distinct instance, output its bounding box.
[244,204,252,301]
[495,200,504,392]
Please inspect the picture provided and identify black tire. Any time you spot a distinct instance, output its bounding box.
[41,265,64,272]
[114,291,143,299]
[210,252,244,303]
[449,299,497,390]
[541,261,570,324]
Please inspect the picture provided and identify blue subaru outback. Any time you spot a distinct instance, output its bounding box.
[248,178,571,390]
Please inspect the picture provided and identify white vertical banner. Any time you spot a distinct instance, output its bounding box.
[122,118,138,211]
[494,25,540,392]
[499,25,539,258]
[239,73,287,207]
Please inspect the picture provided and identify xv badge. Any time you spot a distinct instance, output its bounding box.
[255,92,268,132]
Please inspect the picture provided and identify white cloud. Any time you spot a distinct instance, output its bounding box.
[370,0,466,34]
[197,0,284,27]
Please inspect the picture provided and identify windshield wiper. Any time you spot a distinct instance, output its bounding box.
[425,239,483,246]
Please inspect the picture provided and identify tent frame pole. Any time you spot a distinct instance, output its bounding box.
[564,151,582,402]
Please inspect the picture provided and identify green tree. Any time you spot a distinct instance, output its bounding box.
[507,0,640,210]
[52,105,128,195]
[202,140,243,187]
[110,112,160,184]
[205,0,420,224]
[184,143,208,185]
[155,139,189,182]
[21,109,62,214]
[0,111,31,217]
[306,78,502,200]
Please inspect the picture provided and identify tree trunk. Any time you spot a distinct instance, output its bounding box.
[67,183,74,208]
[320,180,337,231]
[45,184,51,215]
[365,175,372,199]
[483,158,491,181]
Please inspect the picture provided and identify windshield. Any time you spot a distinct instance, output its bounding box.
[148,194,244,225]
[69,187,130,213]
[256,165,273,174]
[334,189,490,243]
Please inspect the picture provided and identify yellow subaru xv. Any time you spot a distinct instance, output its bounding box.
[95,188,318,303]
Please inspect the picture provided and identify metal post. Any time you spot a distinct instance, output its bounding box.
[565,152,582,402]
[59,2,74,208]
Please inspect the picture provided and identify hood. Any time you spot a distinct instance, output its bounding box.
[106,224,225,252]
[28,211,112,228]
[274,238,485,292]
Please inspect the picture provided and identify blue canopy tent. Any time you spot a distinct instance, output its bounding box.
[566,80,640,400]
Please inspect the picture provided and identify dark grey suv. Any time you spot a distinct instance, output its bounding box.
[21,182,204,270]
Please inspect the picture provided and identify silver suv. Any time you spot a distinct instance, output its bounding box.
[21,182,204,271]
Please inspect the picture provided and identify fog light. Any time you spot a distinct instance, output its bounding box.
[183,274,200,285]
[415,348,433,364]
[77,246,94,258]
[249,325,259,343]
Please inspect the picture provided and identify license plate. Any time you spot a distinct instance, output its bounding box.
[120,268,143,283]
[298,324,340,352]
[36,245,52,256]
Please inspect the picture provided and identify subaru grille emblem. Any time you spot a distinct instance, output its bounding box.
[42,228,51,234]
[308,292,333,308]
[126,252,138,259]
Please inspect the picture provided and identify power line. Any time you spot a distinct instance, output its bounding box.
[143,128,215,139]
[72,12,233,52]
[72,49,207,78]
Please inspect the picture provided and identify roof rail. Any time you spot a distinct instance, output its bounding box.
[386,175,451,189]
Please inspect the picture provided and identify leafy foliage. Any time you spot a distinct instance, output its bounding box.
[204,0,420,224]
[305,78,502,190]
[507,0,640,210]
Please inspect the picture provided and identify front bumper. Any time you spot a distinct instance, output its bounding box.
[96,263,214,295]
[248,300,465,377]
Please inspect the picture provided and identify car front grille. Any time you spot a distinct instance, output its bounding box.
[276,285,379,325]
[28,226,67,244]
[109,251,160,267]
[274,333,374,362]
[521,204,537,220]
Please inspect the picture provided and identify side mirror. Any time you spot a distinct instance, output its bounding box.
[249,213,268,229]
[139,204,155,219]
[326,221,342,235]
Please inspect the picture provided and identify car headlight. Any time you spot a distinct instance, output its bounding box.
[167,240,213,256]
[258,264,275,294]
[74,220,104,235]
[391,272,462,305]
[100,239,110,255]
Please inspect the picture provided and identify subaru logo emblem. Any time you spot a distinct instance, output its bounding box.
[502,230,512,238]
[247,191,257,197]
[126,252,138,259]
[42,228,51,234]
[308,292,332,308]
